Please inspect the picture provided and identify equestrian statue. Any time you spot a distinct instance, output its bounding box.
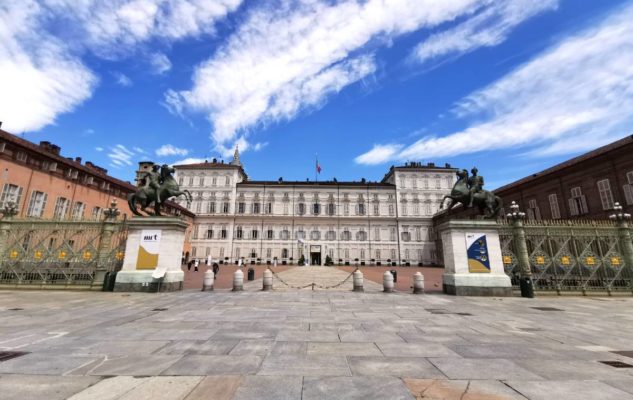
[128,164,192,216]
[440,167,502,218]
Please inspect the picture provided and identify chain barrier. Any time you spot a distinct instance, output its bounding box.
[269,268,356,290]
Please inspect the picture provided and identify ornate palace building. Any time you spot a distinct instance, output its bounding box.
[174,149,457,266]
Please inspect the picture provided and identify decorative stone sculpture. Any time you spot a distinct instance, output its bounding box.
[441,167,503,218]
[128,163,192,216]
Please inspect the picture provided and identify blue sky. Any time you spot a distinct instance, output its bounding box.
[2,0,633,189]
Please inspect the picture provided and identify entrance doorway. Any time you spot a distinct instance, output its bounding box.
[309,245,321,266]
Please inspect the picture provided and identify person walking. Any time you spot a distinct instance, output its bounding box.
[187,259,193,271]
[194,259,199,272]
[212,262,219,278]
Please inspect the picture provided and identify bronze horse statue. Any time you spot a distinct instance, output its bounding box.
[440,169,502,218]
[128,164,192,216]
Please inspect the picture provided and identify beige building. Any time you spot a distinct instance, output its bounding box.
[174,150,456,266]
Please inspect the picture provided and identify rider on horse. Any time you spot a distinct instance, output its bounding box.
[143,165,162,205]
[467,167,484,208]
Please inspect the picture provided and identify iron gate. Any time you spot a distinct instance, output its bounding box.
[0,215,127,288]
[499,219,633,295]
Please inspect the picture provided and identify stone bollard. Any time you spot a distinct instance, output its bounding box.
[263,268,273,291]
[383,270,394,293]
[202,269,214,291]
[353,269,364,292]
[233,269,244,291]
[413,272,424,294]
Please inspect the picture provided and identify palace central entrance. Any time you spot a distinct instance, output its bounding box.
[310,245,321,266]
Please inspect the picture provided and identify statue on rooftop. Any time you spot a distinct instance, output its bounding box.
[128,164,192,216]
[440,167,502,218]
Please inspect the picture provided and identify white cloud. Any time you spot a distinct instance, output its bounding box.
[413,0,558,63]
[0,0,242,133]
[156,144,189,157]
[356,2,633,164]
[108,144,135,168]
[113,72,133,87]
[0,1,97,133]
[168,0,497,150]
[149,52,172,74]
[172,157,206,166]
[95,146,104,152]
[214,136,268,158]
[133,146,148,154]
[354,144,404,165]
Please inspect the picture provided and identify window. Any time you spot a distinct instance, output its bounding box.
[548,194,561,219]
[223,202,230,213]
[310,230,320,240]
[236,227,243,239]
[312,203,320,215]
[356,231,367,241]
[343,203,349,215]
[390,228,396,241]
[415,227,421,241]
[92,206,102,220]
[53,197,70,218]
[327,203,335,216]
[527,199,541,220]
[280,230,290,240]
[401,203,408,216]
[357,203,365,215]
[624,171,633,205]
[251,229,258,239]
[283,203,289,215]
[196,202,202,213]
[267,229,274,239]
[266,203,272,214]
[388,204,394,216]
[206,229,213,239]
[405,249,410,260]
[70,202,85,219]
[208,202,216,214]
[341,230,351,241]
[360,249,365,260]
[199,177,204,186]
[399,177,406,188]
[344,249,349,259]
[266,248,272,258]
[178,177,184,185]
[188,177,194,185]
[238,202,245,213]
[401,231,411,242]
[296,229,305,239]
[225,176,231,186]
[297,203,306,215]
[0,184,23,208]
[597,179,615,210]
[412,203,419,215]
[374,227,380,241]
[435,176,441,189]
[376,249,381,259]
[282,248,289,258]
[569,187,589,216]
[253,203,260,214]
[221,228,227,239]
[412,176,418,188]
[373,203,379,216]
[27,191,48,217]
[391,249,396,260]
[326,230,336,240]
[16,152,27,162]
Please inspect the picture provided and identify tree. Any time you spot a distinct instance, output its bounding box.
[298,255,305,266]
[325,255,333,266]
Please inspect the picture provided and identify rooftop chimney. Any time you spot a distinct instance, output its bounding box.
[75,157,82,164]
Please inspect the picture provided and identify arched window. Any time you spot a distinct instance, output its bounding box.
[297,203,306,215]
[282,248,289,258]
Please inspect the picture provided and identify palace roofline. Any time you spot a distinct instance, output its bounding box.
[238,180,395,187]
[494,134,633,193]
[381,161,458,183]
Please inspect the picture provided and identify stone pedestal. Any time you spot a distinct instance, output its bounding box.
[114,217,188,292]
[438,220,512,296]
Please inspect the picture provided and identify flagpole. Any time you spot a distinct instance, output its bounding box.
[315,153,318,183]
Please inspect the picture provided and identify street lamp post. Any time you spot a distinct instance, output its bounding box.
[610,203,633,280]
[507,201,534,298]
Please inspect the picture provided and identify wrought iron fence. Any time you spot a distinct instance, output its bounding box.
[0,209,127,288]
[499,218,633,295]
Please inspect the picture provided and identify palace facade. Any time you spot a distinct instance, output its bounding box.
[174,149,457,266]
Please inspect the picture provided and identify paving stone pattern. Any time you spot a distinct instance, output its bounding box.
[1,288,633,399]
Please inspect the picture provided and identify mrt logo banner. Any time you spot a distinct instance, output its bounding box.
[466,233,491,273]
[136,230,162,270]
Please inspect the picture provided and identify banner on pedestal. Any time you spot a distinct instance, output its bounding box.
[466,233,491,273]
[137,230,162,270]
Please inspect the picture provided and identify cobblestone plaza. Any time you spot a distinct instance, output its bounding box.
[1,268,633,400]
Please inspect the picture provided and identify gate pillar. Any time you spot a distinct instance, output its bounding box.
[437,219,512,296]
[114,216,188,292]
